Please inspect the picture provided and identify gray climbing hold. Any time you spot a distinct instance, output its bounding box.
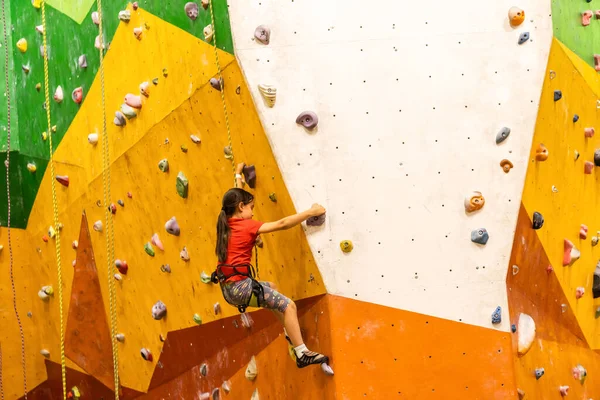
[113,111,126,127]
[118,10,131,22]
[212,388,220,400]
[242,165,257,188]
[596,307,600,319]
[554,90,562,101]
[160,264,171,273]
[532,212,544,230]
[535,368,544,380]
[117,199,124,207]
[176,172,189,198]
[296,111,319,130]
[115,333,125,342]
[511,324,517,333]
[518,32,530,45]
[158,159,169,172]
[321,363,335,376]
[78,55,87,68]
[120,104,137,119]
[152,300,167,320]
[165,217,181,236]
[307,213,326,227]
[574,114,580,123]
[144,242,155,257]
[200,363,208,376]
[184,2,199,20]
[471,229,489,245]
[254,25,271,44]
[496,127,510,144]
[210,77,223,91]
[595,149,600,167]
[222,381,231,394]
[152,77,159,85]
[492,306,502,324]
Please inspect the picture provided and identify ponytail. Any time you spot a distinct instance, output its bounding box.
[216,209,231,263]
[215,188,255,263]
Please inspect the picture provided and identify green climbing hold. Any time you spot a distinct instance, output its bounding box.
[144,242,156,257]
[181,145,188,153]
[269,193,277,202]
[176,172,189,198]
[200,271,212,284]
[158,159,169,172]
[193,313,202,325]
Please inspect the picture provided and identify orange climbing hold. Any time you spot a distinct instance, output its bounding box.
[535,144,549,161]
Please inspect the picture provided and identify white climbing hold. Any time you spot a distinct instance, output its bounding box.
[133,26,143,40]
[512,265,520,275]
[35,25,44,34]
[88,133,98,145]
[94,35,105,50]
[151,233,164,251]
[118,10,131,22]
[200,271,212,284]
[241,312,254,329]
[321,363,335,376]
[93,220,103,232]
[180,246,190,261]
[203,24,213,42]
[40,349,50,357]
[221,380,231,394]
[190,135,201,144]
[517,313,535,356]
[139,81,150,97]
[78,55,87,68]
[53,86,64,103]
[91,11,100,25]
[258,84,277,107]
[38,285,53,300]
[245,356,258,381]
[115,333,125,342]
[114,273,123,281]
[251,389,259,400]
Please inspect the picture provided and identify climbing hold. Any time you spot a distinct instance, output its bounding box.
[593,261,600,298]
[40,349,50,358]
[32,0,41,8]
[241,312,254,328]
[573,365,587,384]
[296,111,319,130]
[39,45,47,58]
[471,229,489,245]
[53,86,64,103]
[562,303,568,313]
[127,192,133,198]
[511,324,517,333]
[535,368,545,380]
[552,185,558,193]
[593,234,600,247]
[132,1,138,9]
[158,159,169,172]
[114,273,123,281]
[22,64,30,74]
[38,285,54,300]
[224,146,233,160]
[214,302,221,315]
[258,84,277,107]
[48,225,56,239]
[203,24,214,42]
[595,55,600,72]
[585,127,595,138]
[321,363,335,376]
[256,235,263,248]
[563,239,580,266]
[573,114,579,123]
[176,172,189,198]
[69,386,81,400]
[138,82,150,98]
[151,233,164,251]
[193,314,202,325]
[496,127,510,144]
[181,145,188,153]
[245,356,258,381]
[144,242,156,257]
[508,7,525,26]
[583,10,593,26]
[201,0,209,8]
[118,10,131,22]
[27,163,37,173]
[200,271,212,284]
[585,161,594,174]
[517,389,525,400]
[574,150,580,161]
[554,90,562,101]
[141,348,153,361]
[113,111,127,127]
[595,150,600,166]
[517,313,535,356]
[88,133,99,145]
[500,159,513,173]
[491,306,502,324]
[190,135,201,144]
[152,301,167,320]
[36,83,41,91]
[133,26,143,40]
[185,2,199,19]
[464,191,485,213]
[72,87,83,104]
[16,38,27,53]
[340,240,354,253]
[307,213,326,227]
[222,381,231,394]
[125,94,142,109]
[236,86,241,95]
[158,264,171,274]
[559,386,569,397]
[152,77,159,85]
[518,32,529,45]
[242,165,257,188]
[596,307,600,319]
[535,144,549,161]
[115,333,125,343]
[120,104,137,119]
[93,220,103,232]
[94,35,105,50]
[269,193,277,202]
[198,363,208,377]
[72,240,78,250]
[212,388,220,400]
[210,77,224,91]
[512,265,520,275]
[180,246,190,261]
[56,175,69,187]
[115,260,128,275]
[164,217,180,236]
[254,25,270,44]
[532,212,544,229]
[162,68,169,78]
[91,11,100,25]
[117,199,124,207]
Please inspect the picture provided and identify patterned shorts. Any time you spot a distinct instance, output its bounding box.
[220,278,291,313]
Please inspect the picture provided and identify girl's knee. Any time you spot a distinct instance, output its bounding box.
[285,300,297,313]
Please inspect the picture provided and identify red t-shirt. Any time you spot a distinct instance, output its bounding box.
[219,218,264,282]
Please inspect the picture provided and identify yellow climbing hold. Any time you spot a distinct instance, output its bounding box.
[340,240,354,253]
[27,163,37,173]
[51,125,57,133]
[32,0,41,9]
[42,131,48,141]
[16,38,28,53]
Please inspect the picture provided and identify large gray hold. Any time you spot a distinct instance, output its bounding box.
[496,127,510,144]
[471,228,489,245]
[152,300,167,320]
[165,217,180,236]
[210,77,223,91]
[185,2,199,20]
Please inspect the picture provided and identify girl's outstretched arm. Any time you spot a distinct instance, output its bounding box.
[258,204,326,234]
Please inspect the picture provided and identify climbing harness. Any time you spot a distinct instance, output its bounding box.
[96,0,120,397]
[2,0,28,396]
[40,1,67,397]
[213,244,261,313]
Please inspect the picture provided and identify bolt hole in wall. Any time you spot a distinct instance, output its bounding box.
[227,0,552,327]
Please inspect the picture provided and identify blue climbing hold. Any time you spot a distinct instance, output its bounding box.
[554,90,562,102]
[471,229,489,245]
[573,114,579,123]
[491,306,502,324]
[511,324,517,333]
[518,32,530,45]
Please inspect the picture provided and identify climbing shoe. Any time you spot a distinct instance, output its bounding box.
[296,351,329,369]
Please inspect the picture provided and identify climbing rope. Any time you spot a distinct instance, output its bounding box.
[2,0,28,397]
[208,0,236,186]
[96,0,120,397]
[40,1,67,398]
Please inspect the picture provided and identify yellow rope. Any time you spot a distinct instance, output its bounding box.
[40,1,66,398]
[208,0,236,185]
[95,1,120,397]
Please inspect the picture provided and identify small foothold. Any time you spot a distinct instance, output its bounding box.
[585,161,594,174]
[114,273,123,281]
[242,165,257,188]
[224,146,233,160]
[69,386,81,399]
[245,356,258,381]
[254,25,270,44]
[321,363,335,376]
[559,386,569,397]
[512,265,520,275]
[39,45,47,58]
[576,287,586,299]
[16,38,28,53]
[241,312,254,328]
[199,363,208,377]
[574,150,580,161]
[517,389,525,400]
[464,191,485,213]
[139,82,150,98]
[307,213,326,227]
[120,104,137,119]
[158,159,169,172]
[56,175,69,187]
[532,212,544,229]
[152,301,167,320]
[159,334,165,342]
[118,10,131,22]
[115,333,125,342]
[535,368,545,380]
[48,226,56,239]
[535,143,549,161]
[40,349,50,358]
[340,240,354,253]
[72,87,83,104]
[583,10,593,26]
[496,127,510,144]
[27,163,37,173]
[491,306,502,324]
[549,70,556,80]
[518,32,529,45]
[94,35,105,50]
[508,7,525,26]
[88,133,99,145]
[562,303,568,313]
[203,24,214,42]
[141,348,153,361]
[251,389,260,400]
[269,193,277,202]
[72,240,78,250]
[296,111,319,130]
[593,234,600,247]
[151,233,164,251]
[38,285,54,300]
[511,324,517,333]
[152,77,159,85]
[181,145,188,153]
[53,86,64,103]
[132,1,138,9]
[115,259,128,275]
[210,77,224,91]
[165,217,181,236]
[595,55,600,72]
[236,86,241,94]
[222,381,232,394]
[180,246,190,261]
[202,0,209,9]
[113,111,127,127]
[162,68,168,77]
[258,84,277,107]
[32,0,41,8]
[160,264,171,273]
[190,135,201,144]
[125,94,142,109]
[573,114,579,123]
[552,185,558,193]
[93,220,103,232]
[193,314,202,325]
[572,365,587,384]
[563,239,580,266]
[176,172,189,198]
[500,159,513,173]
[184,1,199,20]
[133,26,143,40]
[144,242,156,257]
[91,11,100,25]
[580,224,589,239]
[22,64,30,74]
[117,199,124,207]
[212,388,220,400]
[200,271,212,284]
[36,83,41,91]
[214,302,221,315]
[585,127,595,138]
[471,228,489,245]
[554,90,562,101]
[42,235,49,242]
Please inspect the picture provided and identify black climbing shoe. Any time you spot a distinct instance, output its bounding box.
[296,351,329,369]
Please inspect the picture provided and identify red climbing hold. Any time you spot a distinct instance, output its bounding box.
[56,175,70,187]
[580,224,589,240]
[585,161,594,174]
[115,260,128,275]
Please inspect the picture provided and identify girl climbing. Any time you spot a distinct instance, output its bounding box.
[213,163,329,369]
